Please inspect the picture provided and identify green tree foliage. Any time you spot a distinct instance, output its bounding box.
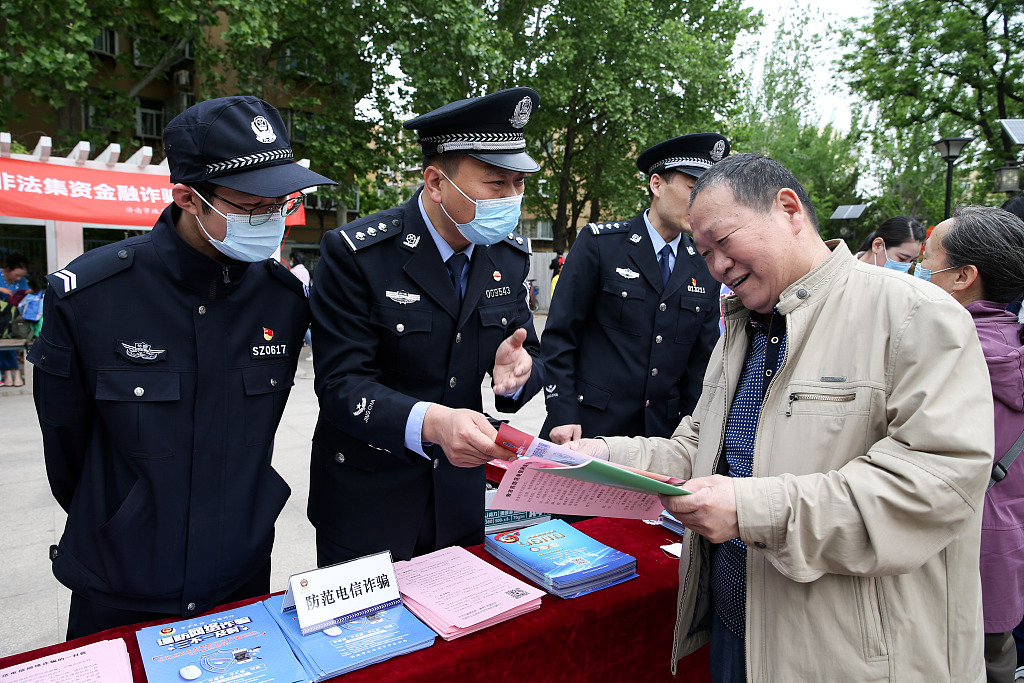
[729,6,863,242]
[841,0,1024,205]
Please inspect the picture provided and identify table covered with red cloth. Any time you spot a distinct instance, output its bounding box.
[0,517,710,682]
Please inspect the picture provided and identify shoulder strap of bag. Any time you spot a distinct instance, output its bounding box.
[988,425,1024,491]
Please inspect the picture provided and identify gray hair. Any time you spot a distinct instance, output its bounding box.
[689,153,819,231]
[944,205,1024,303]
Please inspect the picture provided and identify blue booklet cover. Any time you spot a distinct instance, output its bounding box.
[485,519,637,597]
[135,601,308,683]
[264,594,436,681]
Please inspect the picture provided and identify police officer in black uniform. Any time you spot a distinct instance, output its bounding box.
[308,88,544,566]
[29,96,336,639]
[541,133,728,443]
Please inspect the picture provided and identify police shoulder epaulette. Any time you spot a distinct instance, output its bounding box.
[266,259,306,298]
[497,230,532,254]
[338,214,404,252]
[588,221,631,235]
[46,245,135,299]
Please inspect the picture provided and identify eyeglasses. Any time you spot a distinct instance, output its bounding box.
[211,192,304,225]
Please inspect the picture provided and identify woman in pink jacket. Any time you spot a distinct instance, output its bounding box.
[917,205,1024,683]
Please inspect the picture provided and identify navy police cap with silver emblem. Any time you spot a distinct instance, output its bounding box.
[163,95,337,197]
[636,133,730,179]
[404,87,540,173]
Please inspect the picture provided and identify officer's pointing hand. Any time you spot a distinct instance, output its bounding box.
[492,328,532,396]
[422,405,514,468]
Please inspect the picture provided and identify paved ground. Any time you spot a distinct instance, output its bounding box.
[0,316,548,658]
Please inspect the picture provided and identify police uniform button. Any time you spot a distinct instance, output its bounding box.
[396,323,405,333]
[651,368,658,377]
[449,377,457,388]
[797,288,808,299]
[455,333,462,343]
[621,291,628,298]
[645,399,650,407]
[187,602,196,611]
[433,458,440,469]
[655,335,663,344]
[392,219,400,226]
[696,305,701,312]
[198,305,207,315]
[270,378,278,387]
[754,542,767,549]
[578,394,584,402]
[659,303,667,311]
[39,355,46,364]
[501,317,508,326]
[335,453,345,463]
[134,387,145,397]
[117,249,128,259]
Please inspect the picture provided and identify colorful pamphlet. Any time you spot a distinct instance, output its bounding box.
[485,519,638,598]
[135,602,308,683]
[0,639,132,683]
[485,487,551,533]
[264,594,436,681]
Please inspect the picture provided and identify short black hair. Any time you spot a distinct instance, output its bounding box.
[857,216,926,253]
[647,169,684,200]
[689,153,819,231]
[4,252,28,271]
[422,153,464,177]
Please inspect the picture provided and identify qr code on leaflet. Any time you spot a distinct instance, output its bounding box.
[506,587,529,599]
[569,557,590,566]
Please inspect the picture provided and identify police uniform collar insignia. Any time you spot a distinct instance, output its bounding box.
[510,96,532,129]
[616,267,640,279]
[403,233,420,248]
[629,233,642,244]
[251,116,277,143]
[118,340,167,364]
[687,245,695,256]
[386,290,421,304]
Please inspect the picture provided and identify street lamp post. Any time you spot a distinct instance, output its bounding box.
[932,136,975,221]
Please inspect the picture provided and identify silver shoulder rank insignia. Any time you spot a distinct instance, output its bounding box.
[616,267,639,280]
[509,96,532,129]
[403,233,420,248]
[687,245,695,256]
[386,290,421,305]
[629,233,642,244]
[378,222,388,232]
[367,227,377,236]
[711,139,726,161]
[355,231,366,241]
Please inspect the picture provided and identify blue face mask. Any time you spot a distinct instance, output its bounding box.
[193,189,286,262]
[913,263,956,282]
[438,170,524,245]
[874,246,912,273]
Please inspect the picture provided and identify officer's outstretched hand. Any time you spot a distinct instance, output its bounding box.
[660,475,738,544]
[422,405,515,468]
[564,438,610,460]
[549,424,582,444]
[492,328,532,396]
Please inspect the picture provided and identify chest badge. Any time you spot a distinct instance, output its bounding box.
[386,290,421,305]
[117,341,167,364]
[263,327,274,341]
[687,278,707,294]
[492,270,502,282]
[615,267,639,280]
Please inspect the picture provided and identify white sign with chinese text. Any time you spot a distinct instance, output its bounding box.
[280,550,401,636]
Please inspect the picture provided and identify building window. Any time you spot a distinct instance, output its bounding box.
[136,98,164,139]
[520,218,552,240]
[91,29,119,57]
[163,92,196,122]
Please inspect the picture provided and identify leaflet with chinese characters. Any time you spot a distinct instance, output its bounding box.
[0,639,131,683]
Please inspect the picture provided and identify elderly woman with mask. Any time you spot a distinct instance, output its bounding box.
[916,205,1024,683]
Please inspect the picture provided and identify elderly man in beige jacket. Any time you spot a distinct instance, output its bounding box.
[574,154,993,682]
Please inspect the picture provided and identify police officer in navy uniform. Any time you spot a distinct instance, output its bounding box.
[541,133,727,443]
[308,88,544,566]
[29,96,336,639]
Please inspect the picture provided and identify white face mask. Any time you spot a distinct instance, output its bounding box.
[192,189,286,262]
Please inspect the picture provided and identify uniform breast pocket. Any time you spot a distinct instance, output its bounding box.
[478,303,516,372]
[242,362,293,445]
[369,304,433,378]
[595,278,646,335]
[675,294,714,343]
[95,369,181,458]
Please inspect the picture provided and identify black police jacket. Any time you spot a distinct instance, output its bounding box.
[541,212,719,439]
[29,205,307,616]
[308,189,543,561]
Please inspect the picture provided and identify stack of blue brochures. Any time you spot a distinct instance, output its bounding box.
[484,519,638,598]
[660,510,686,536]
[263,594,436,681]
[135,602,308,683]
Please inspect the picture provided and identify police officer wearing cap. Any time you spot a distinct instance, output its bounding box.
[541,133,727,442]
[29,96,336,638]
[308,88,544,565]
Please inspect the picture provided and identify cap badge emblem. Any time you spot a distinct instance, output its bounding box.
[710,139,726,161]
[251,116,277,144]
[629,234,642,244]
[616,267,639,280]
[509,96,533,129]
[403,233,420,248]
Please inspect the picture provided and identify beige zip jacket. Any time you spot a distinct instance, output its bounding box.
[604,242,992,681]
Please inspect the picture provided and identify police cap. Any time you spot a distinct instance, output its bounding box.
[163,96,337,197]
[636,133,730,179]
[404,87,541,173]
